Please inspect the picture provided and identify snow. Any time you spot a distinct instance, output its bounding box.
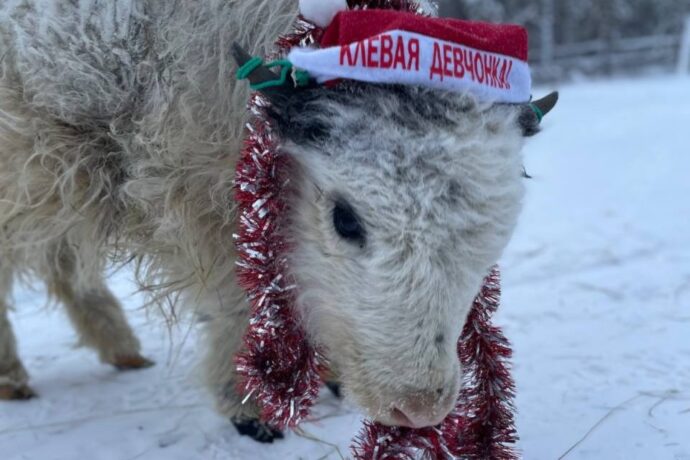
[2,75,689,459]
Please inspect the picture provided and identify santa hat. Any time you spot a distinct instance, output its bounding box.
[284,0,531,103]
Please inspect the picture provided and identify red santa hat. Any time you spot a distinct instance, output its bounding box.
[289,0,532,103]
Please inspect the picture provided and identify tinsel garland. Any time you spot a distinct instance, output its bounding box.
[234,95,323,427]
[234,1,520,457]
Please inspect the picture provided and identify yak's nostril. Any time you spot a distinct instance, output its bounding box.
[390,405,447,428]
[383,383,459,428]
[390,407,415,427]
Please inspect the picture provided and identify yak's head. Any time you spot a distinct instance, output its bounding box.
[234,46,557,428]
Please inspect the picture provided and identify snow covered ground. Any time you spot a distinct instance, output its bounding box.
[1,75,689,459]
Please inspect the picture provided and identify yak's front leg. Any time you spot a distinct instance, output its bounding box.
[46,252,153,371]
[0,262,35,400]
[0,300,35,400]
[202,293,284,443]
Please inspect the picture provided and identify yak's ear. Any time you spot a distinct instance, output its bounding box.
[519,91,559,136]
[266,93,331,147]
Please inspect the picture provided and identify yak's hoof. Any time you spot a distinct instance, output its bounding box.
[0,383,37,401]
[112,354,155,371]
[231,417,284,443]
[325,381,342,399]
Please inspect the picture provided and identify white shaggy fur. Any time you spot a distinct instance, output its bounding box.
[0,0,526,428]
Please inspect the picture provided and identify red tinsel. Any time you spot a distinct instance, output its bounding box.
[234,1,520,458]
[454,268,518,460]
[234,96,323,428]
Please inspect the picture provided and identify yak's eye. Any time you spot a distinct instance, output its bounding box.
[333,201,365,245]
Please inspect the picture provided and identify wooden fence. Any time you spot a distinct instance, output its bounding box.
[532,33,683,82]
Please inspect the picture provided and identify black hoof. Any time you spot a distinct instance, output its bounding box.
[0,384,37,400]
[231,417,284,443]
[325,381,342,399]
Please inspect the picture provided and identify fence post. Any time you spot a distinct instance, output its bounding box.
[678,15,690,75]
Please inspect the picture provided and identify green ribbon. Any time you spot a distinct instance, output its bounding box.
[529,103,544,123]
[236,56,310,91]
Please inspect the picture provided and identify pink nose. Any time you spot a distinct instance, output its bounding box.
[388,388,457,428]
[390,406,448,428]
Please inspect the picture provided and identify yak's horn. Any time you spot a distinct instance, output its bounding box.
[519,91,559,136]
[231,42,304,95]
[231,43,280,88]
[530,91,559,122]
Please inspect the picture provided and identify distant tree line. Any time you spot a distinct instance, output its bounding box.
[436,0,690,80]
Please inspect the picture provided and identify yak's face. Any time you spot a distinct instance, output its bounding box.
[270,84,530,427]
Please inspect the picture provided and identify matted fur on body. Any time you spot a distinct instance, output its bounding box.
[0,0,528,435]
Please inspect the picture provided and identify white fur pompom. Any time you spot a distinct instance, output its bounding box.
[299,0,348,27]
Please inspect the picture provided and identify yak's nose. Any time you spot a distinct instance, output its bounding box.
[387,384,459,428]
